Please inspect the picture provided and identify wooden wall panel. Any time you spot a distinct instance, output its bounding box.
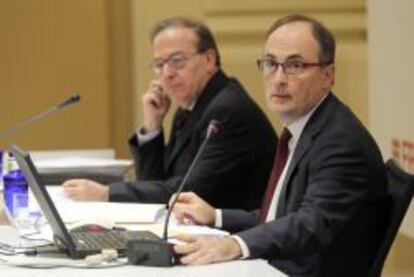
[205,0,364,14]
[0,0,111,151]
[0,0,134,158]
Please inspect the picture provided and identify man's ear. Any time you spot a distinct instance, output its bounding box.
[204,49,218,72]
[322,64,335,89]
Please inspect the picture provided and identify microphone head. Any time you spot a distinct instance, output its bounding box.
[57,93,81,109]
[206,119,219,137]
[70,93,81,103]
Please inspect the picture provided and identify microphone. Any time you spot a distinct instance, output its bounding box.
[0,93,81,140]
[126,119,220,267]
[162,119,219,241]
[56,94,80,109]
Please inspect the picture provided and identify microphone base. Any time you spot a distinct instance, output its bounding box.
[126,239,180,267]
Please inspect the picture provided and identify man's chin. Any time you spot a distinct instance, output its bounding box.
[267,102,290,113]
[174,98,192,109]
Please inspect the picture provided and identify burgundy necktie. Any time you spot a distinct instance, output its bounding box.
[260,127,292,223]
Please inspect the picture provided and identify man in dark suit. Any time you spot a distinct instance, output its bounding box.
[171,15,388,276]
[62,17,276,210]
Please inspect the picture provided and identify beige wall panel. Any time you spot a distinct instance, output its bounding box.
[220,43,276,127]
[383,233,414,276]
[205,0,364,14]
[107,0,135,158]
[207,12,365,39]
[335,40,368,124]
[0,0,111,150]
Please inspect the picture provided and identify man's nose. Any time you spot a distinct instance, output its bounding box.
[159,64,176,79]
[269,65,288,84]
[275,64,289,78]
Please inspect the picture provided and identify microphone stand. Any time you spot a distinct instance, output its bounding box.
[126,120,219,267]
[0,94,80,140]
[162,121,218,241]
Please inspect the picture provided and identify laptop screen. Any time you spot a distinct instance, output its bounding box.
[10,144,77,256]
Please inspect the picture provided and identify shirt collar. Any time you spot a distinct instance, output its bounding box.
[187,100,196,111]
[285,94,328,143]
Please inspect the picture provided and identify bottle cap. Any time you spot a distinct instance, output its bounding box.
[3,169,27,186]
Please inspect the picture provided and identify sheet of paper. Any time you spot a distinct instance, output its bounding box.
[29,187,165,224]
[53,201,165,224]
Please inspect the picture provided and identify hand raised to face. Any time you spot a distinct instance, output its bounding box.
[142,80,171,132]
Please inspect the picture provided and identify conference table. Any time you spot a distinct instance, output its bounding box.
[0,149,286,276]
[0,206,286,277]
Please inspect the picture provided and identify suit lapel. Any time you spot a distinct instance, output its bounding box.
[276,93,339,216]
[165,71,228,170]
[276,135,313,216]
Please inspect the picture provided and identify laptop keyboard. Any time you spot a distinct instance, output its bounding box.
[71,230,160,251]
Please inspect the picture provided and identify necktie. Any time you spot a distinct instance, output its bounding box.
[260,127,292,223]
[175,109,191,130]
[169,109,191,156]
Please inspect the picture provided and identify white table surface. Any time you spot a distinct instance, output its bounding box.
[0,225,286,277]
[0,150,286,276]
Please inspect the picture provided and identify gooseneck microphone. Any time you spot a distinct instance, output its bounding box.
[162,119,219,241]
[126,119,220,267]
[0,94,81,140]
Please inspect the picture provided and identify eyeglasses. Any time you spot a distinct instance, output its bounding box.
[151,52,200,75]
[257,58,331,76]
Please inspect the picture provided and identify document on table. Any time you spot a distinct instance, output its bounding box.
[28,186,166,224]
[26,186,229,242]
[54,202,166,224]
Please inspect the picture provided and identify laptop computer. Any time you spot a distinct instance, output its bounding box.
[10,144,160,259]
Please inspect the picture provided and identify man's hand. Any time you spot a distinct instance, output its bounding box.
[174,234,242,265]
[62,179,109,201]
[170,192,216,226]
[142,80,171,132]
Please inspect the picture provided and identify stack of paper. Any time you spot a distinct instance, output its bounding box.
[54,202,165,224]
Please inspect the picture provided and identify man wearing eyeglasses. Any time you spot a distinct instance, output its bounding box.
[62,17,277,211]
[170,15,388,276]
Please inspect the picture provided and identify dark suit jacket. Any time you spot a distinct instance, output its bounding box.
[109,70,277,210]
[222,93,389,276]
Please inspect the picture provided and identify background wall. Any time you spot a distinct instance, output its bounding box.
[0,0,133,157]
[368,0,414,275]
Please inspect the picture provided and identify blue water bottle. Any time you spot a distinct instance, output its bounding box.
[3,154,28,217]
[0,149,3,190]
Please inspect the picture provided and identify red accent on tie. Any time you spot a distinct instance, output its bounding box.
[260,127,292,223]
